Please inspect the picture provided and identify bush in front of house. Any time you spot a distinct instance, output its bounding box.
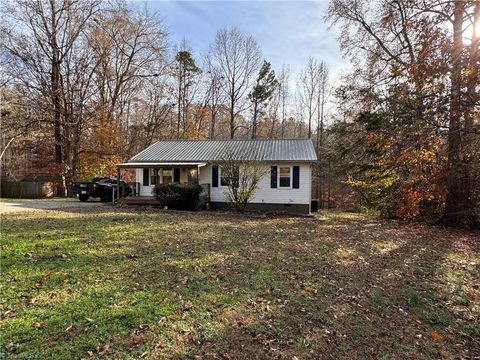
[152,183,202,210]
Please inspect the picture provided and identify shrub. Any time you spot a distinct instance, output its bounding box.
[152,183,202,210]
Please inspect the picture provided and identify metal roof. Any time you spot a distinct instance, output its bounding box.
[128,139,317,163]
[118,162,206,168]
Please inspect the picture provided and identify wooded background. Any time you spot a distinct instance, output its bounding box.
[1,0,478,226]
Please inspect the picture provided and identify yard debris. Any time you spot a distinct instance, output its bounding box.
[2,210,479,359]
[155,339,166,348]
[96,343,112,356]
[430,332,445,341]
[411,315,422,324]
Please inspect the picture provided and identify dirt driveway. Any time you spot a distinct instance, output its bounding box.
[0,198,109,214]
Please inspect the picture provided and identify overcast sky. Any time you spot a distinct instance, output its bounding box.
[141,0,347,81]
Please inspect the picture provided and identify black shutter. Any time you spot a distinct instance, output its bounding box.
[212,166,219,187]
[143,168,149,186]
[173,168,180,183]
[270,166,278,188]
[293,166,300,189]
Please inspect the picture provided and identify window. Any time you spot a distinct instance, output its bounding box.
[162,168,173,184]
[279,166,291,187]
[220,168,229,187]
[220,166,239,187]
[188,168,198,183]
[150,168,158,185]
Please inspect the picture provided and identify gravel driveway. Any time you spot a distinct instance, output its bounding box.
[0,198,109,214]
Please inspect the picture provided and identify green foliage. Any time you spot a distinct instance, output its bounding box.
[152,183,202,210]
[248,60,278,107]
[327,84,447,219]
[175,51,201,74]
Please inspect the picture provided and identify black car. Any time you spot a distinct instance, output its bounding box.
[72,177,132,202]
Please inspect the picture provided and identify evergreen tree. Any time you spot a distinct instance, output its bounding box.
[248,61,278,138]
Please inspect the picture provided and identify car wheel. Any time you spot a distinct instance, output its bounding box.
[79,194,89,202]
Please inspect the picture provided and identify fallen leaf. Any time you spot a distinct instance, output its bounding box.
[411,315,422,324]
[430,332,444,341]
[97,343,112,356]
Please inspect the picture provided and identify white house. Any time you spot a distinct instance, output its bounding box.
[117,139,318,214]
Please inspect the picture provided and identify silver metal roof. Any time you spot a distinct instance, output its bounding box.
[118,162,206,168]
[128,139,317,163]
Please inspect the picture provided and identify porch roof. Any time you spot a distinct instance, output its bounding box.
[117,162,206,168]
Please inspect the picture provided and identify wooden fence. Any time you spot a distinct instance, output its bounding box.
[1,181,54,198]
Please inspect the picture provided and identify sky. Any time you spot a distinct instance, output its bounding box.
[138,0,347,81]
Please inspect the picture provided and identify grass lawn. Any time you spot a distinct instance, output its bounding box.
[1,207,479,359]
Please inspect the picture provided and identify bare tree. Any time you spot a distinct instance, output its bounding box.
[314,61,329,208]
[210,27,262,139]
[126,75,174,155]
[2,0,170,186]
[203,62,225,139]
[278,64,291,138]
[90,4,168,134]
[2,0,102,194]
[315,62,329,151]
[298,57,323,139]
[217,149,269,211]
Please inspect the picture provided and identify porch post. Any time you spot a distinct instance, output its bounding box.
[117,167,121,201]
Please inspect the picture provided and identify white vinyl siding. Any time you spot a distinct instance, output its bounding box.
[199,163,311,205]
[136,168,155,196]
[137,163,312,206]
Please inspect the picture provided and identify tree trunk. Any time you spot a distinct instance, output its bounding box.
[177,67,182,139]
[230,95,235,139]
[465,1,480,131]
[210,80,217,139]
[251,101,258,139]
[50,0,65,196]
[444,1,475,226]
[210,104,216,139]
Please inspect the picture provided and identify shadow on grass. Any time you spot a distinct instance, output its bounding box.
[1,208,479,359]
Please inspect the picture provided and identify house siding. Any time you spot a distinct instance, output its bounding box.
[136,168,155,196]
[199,163,312,208]
[134,163,312,213]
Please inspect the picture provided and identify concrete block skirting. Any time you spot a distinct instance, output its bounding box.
[209,202,310,215]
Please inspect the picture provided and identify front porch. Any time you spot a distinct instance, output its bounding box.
[116,162,210,205]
